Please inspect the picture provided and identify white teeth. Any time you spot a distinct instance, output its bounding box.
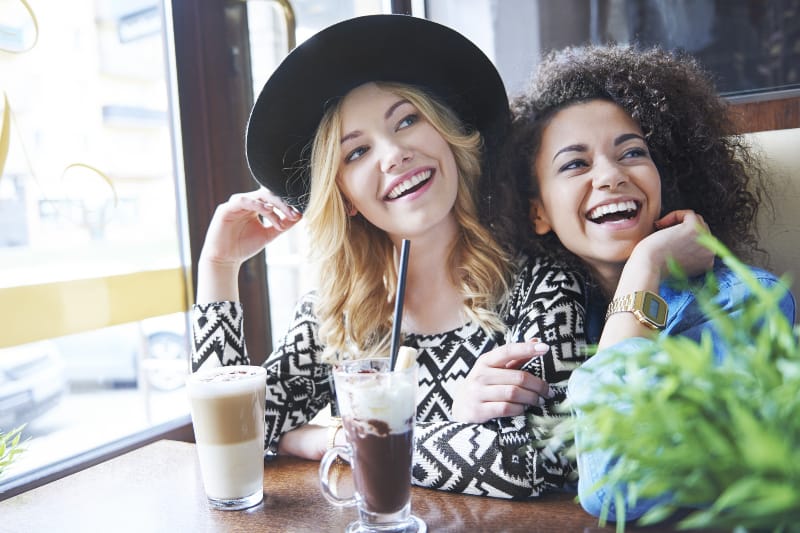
[588,200,638,221]
[387,170,432,200]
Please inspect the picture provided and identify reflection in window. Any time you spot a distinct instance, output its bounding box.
[590,0,800,95]
[432,0,799,98]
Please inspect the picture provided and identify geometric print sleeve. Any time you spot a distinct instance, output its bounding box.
[191,301,250,372]
[191,294,333,456]
[410,258,587,499]
[261,293,332,456]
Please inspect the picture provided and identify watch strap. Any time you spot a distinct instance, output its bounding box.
[605,290,668,330]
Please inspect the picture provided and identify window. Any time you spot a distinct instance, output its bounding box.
[0,0,192,491]
[429,0,800,99]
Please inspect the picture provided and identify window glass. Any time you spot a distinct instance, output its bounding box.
[0,0,189,487]
[429,0,800,98]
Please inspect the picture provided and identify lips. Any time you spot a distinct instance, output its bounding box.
[586,200,640,223]
[385,169,432,200]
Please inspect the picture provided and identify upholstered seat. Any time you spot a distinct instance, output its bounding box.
[747,127,800,312]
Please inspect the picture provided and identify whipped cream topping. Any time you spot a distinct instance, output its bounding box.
[337,369,416,434]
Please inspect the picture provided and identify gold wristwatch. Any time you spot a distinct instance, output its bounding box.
[605,290,668,330]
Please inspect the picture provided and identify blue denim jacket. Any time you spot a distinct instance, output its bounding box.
[569,260,796,522]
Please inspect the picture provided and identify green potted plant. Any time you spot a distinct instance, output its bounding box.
[0,425,27,481]
[533,235,799,532]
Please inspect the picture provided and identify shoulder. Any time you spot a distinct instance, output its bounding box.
[666,261,795,324]
[512,255,584,294]
[505,255,584,316]
[712,262,795,322]
[706,262,790,299]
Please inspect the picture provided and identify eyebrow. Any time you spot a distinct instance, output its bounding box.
[551,133,646,161]
[385,98,410,119]
[340,98,411,146]
[614,132,646,145]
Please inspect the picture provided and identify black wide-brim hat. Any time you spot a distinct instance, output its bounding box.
[245,14,510,212]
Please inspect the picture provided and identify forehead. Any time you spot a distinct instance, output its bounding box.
[541,99,643,148]
[340,82,403,119]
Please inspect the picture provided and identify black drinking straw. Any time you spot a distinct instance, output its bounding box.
[389,239,411,370]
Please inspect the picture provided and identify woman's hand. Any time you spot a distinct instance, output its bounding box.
[200,188,301,267]
[601,210,715,349]
[451,340,551,424]
[631,210,714,280]
[196,188,301,303]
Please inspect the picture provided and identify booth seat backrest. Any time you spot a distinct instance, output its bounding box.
[746,127,800,311]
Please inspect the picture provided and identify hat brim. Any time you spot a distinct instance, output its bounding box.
[245,14,509,212]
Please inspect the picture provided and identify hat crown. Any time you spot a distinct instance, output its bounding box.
[246,14,509,211]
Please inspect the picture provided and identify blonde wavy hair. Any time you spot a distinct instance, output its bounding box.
[304,82,512,363]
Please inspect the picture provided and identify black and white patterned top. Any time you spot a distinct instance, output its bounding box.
[191,257,587,499]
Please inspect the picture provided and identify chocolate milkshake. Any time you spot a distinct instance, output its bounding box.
[343,417,414,514]
[320,358,424,532]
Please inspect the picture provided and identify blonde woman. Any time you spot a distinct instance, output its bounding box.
[193,15,587,499]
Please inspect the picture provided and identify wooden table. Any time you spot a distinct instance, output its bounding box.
[0,440,700,532]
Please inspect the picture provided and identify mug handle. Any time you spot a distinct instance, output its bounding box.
[319,445,355,507]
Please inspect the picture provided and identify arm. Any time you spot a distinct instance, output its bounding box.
[599,210,713,349]
[196,188,301,305]
[413,259,588,499]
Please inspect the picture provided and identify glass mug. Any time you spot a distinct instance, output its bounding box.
[319,358,425,533]
[187,365,267,510]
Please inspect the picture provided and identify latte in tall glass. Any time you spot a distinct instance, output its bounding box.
[187,365,266,510]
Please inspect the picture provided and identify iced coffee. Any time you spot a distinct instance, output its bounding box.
[187,365,266,510]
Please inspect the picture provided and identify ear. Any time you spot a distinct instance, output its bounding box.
[528,198,552,235]
[344,198,358,217]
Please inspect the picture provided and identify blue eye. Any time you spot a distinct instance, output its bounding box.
[397,114,418,130]
[345,146,368,163]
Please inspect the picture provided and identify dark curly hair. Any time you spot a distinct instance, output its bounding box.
[498,44,769,275]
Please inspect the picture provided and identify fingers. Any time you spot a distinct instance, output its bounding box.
[226,189,301,231]
[655,210,708,232]
[451,340,554,423]
[480,339,549,369]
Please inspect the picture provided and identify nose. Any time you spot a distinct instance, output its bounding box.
[379,140,413,173]
[592,158,628,190]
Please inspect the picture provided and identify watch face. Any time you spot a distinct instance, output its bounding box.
[641,292,668,326]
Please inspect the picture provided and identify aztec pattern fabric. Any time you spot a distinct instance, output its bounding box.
[191,257,587,499]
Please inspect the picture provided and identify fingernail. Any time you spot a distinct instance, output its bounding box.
[547,388,556,399]
[533,342,549,353]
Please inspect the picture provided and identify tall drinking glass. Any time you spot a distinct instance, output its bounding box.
[187,365,266,510]
[319,358,425,532]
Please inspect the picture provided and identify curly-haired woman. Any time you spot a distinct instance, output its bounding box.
[502,44,796,520]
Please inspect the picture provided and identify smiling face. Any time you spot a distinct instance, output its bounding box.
[531,99,662,282]
[336,82,460,241]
